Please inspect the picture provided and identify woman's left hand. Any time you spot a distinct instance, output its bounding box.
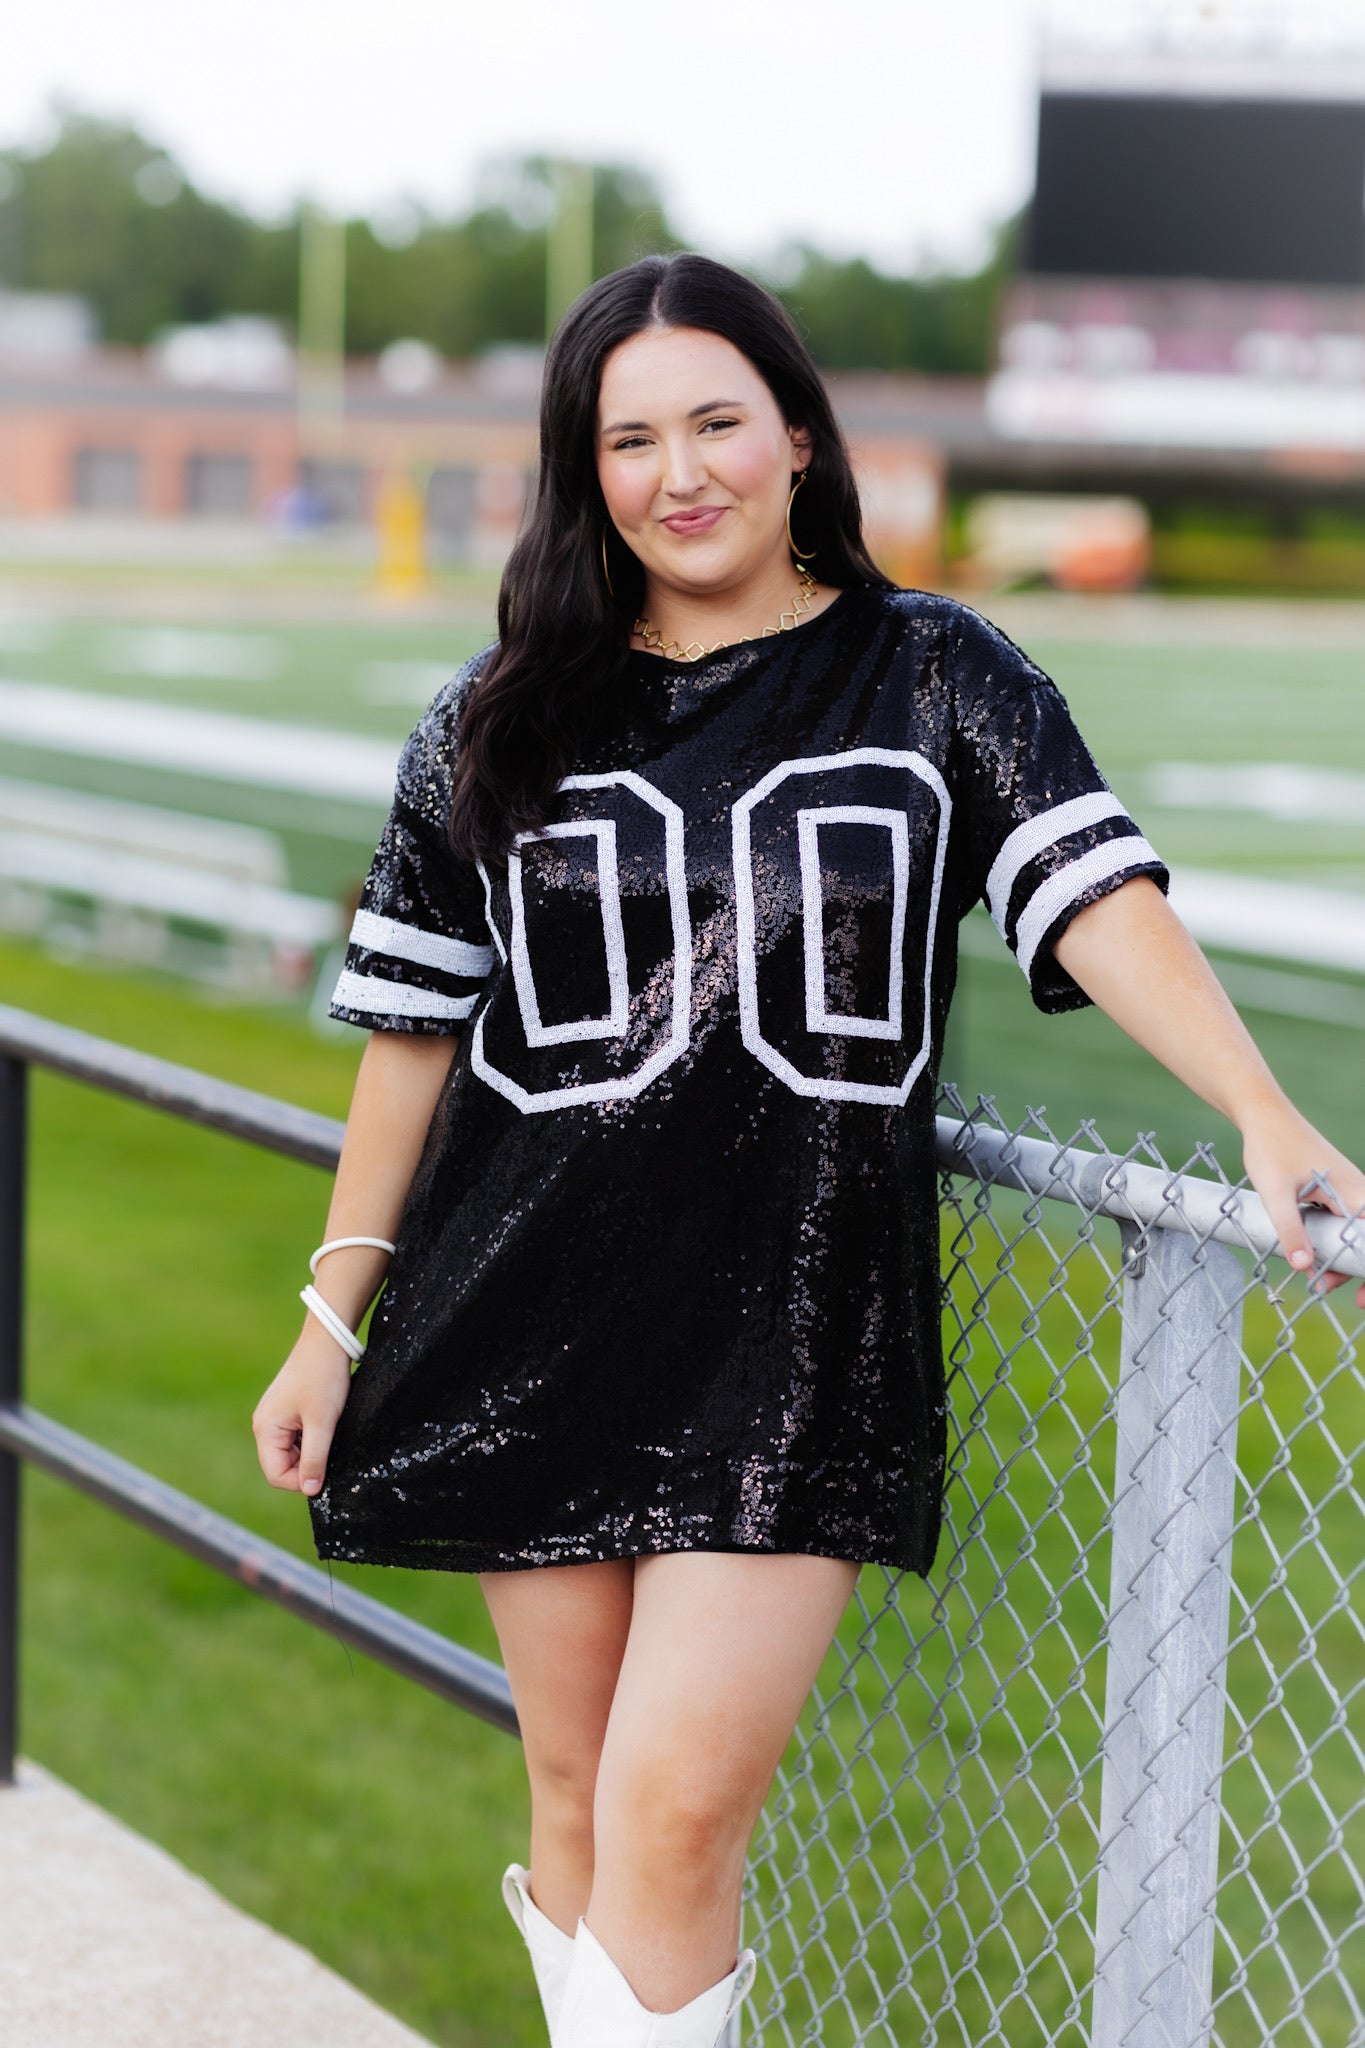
[1240,1102,1365,1309]
[1053,881,1365,1311]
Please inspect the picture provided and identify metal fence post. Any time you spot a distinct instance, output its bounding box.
[0,1051,26,1787]
[1092,1220,1244,2048]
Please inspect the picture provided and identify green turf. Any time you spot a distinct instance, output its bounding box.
[5,600,1365,907]
[0,612,492,736]
[8,600,1365,1163]
[0,610,496,910]
[951,622,1365,1165]
[953,930,1365,1172]
[5,931,1361,2045]
[1032,633,1365,887]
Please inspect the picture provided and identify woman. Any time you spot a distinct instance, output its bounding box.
[252,253,1365,2048]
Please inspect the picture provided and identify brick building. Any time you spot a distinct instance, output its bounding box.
[0,344,947,585]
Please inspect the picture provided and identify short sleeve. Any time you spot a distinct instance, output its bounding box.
[949,603,1169,1014]
[328,656,498,1034]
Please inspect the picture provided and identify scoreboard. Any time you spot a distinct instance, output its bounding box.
[1028,90,1365,288]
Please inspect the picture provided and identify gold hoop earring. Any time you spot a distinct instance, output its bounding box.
[601,525,616,599]
[786,470,816,562]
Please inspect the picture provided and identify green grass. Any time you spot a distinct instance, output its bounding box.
[5,930,1362,2046]
[7,940,544,2043]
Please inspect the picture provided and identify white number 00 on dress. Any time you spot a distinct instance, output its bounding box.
[471,753,950,1114]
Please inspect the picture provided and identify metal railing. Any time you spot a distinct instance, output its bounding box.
[2,1001,1362,2047]
[0,1002,516,1752]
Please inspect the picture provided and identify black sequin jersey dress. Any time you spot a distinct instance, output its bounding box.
[308,586,1167,1578]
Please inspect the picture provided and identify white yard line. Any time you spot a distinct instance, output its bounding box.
[965,863,1365,1016]
[0,832,340,945]
[1210,960,1365,1032]
[360,659,457,704]
[1168,867,1365,976]
[98,627,282,682]
[0,615,57,654]
[0,679,399,804]
[1147,761,1365,825]
[981,591,1365,649]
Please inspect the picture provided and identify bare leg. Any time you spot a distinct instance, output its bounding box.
[586,1550,861,2010]
[479,1558,635,1935]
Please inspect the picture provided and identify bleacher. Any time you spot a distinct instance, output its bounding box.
[0,777,341,994]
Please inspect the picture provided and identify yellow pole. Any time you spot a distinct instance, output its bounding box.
[546,160,594,338]
[374,464,429,602]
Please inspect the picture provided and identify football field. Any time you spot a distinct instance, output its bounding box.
[3,588,1363,1163]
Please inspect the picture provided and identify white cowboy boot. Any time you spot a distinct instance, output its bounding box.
[502,1862,577,2043]
[720,1900,750,2046]
[556,1916,758,2048]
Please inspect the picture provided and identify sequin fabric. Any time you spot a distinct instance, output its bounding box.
[308,586,1167,1577]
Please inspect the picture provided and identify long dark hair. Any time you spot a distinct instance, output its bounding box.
[448,251,891,863]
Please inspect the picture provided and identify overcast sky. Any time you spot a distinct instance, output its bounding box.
[1,0,1045,273]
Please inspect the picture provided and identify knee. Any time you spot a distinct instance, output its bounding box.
[599,1755,755,1884]
[527,1737,601,1842]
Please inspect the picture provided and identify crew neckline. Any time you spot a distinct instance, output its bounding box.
[623,582,857,674]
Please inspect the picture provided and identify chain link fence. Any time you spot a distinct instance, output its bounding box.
[737,1089,1365,2048]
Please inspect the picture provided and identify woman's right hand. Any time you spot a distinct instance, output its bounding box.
[253,1029,460,1501]
[252,1332,353,1497]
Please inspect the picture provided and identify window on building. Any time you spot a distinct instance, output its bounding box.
[73,448,142,512]
[185,452,254,516]
[298,459,368,524]
[426,465,477,558]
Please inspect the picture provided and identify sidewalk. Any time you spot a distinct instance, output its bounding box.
[0,1758,437,2047]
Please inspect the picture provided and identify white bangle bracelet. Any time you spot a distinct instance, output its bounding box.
[299,1283,366,1362]
[309,1235,396,1277]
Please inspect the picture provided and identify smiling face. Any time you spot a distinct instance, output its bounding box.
[595,325,811,614]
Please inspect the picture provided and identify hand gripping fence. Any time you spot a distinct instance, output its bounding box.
[1,1004,1363,2048]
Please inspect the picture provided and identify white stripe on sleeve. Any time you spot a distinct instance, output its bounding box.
[349,907,495,980]
[1014,836,1163,982]
[986,791,1129,936]
[330,968,480,1020]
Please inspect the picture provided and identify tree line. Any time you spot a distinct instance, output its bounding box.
[0,106,1017,374]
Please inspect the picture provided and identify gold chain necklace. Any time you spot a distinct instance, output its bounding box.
[633,565,818,663]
